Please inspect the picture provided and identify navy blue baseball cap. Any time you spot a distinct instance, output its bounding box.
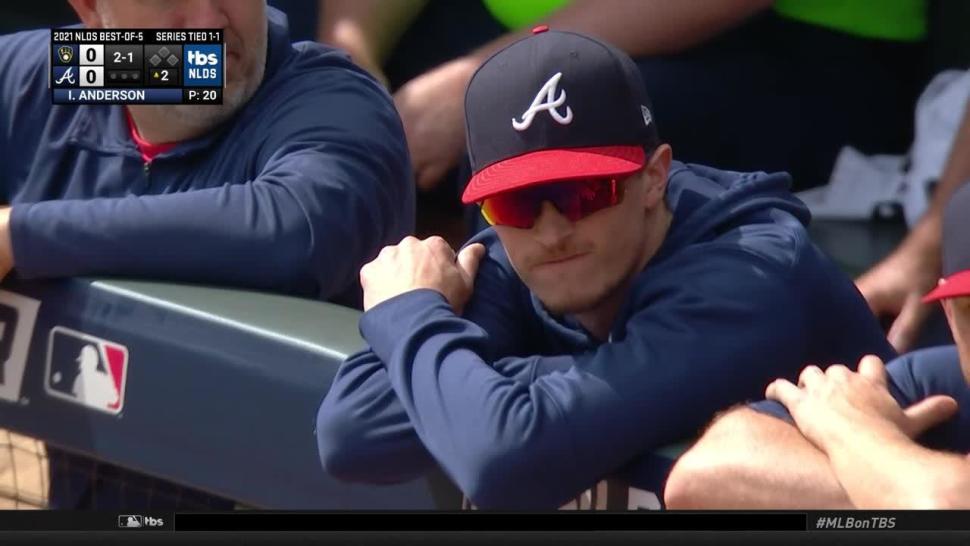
[461,27,661,204]
[923,183,970,302]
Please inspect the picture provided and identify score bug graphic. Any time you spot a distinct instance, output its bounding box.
[183,44,223,87]
[50,29,223,104]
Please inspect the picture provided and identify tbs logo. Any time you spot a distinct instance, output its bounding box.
[183,44,223,87]
[187,50,218,66]
[118,515,165,528]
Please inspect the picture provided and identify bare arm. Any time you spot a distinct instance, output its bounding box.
[766,356,964,509]
[447,0,774,71]
[857,99,970,351]
[317,0,428,84]
[824,423,970,508]
[537,0,773,57]
[664,408,854,509]
[396,0,775,189]
[916,98,970,229]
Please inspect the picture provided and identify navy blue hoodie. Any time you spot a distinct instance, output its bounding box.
[316,162,896,509]
[1,8,412,510]
[0,8,413,302]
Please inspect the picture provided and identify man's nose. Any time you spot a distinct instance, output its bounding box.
[530,201,574,247]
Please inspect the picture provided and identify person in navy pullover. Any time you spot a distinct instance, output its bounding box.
[315,28,895,509]
[0,1,412,304]
[0,1,412,509]
[665,183,970,510]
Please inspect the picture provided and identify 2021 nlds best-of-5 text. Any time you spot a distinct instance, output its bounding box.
[51,30,221,43]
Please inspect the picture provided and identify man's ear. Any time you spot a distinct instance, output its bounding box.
[67,0,106,29]
[641,144,672,209]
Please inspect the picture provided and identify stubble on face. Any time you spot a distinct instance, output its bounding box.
[100,2,268,135]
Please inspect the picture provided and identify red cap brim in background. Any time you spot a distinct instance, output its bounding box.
[461,145,646,204]
[922,269,970,303]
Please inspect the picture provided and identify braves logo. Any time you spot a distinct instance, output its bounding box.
[512,72,574,131]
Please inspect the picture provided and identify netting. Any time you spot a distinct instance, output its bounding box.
[1,428,238,510]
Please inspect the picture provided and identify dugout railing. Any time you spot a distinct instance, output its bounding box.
[0,276,466,509]
[0,219,922,510]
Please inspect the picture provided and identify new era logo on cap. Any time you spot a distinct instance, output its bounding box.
[462,29,660,204]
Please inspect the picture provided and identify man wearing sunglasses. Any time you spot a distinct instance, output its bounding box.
[316,28,895,509]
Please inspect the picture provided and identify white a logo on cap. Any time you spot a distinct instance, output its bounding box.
[512,72,573,131]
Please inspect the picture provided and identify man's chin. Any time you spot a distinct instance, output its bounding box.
[145,80,251,133]
[534,289,605,316]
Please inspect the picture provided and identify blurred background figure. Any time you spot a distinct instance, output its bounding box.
[856,98,970,352]
[313,0,934,240]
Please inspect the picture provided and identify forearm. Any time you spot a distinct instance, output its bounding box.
[925,100,970,217]
[9,185,318,293]
[317,348,548,484]
[317,349,437,484]
[317,0,428,65]
[825,424,970,509]
[900,99,970,251]
[464,0,773,67]
[665,409,854,509]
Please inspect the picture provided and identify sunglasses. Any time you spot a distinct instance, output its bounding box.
[480,177,625,229]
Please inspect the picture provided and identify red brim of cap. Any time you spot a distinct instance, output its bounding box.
[922,269,970,303]
[461,145,646,204]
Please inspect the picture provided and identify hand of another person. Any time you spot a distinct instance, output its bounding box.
[856,228,941,353]
[856,232,942,353]
[360,236,485,313]
[393,57,478,191]
[766,356,958,453]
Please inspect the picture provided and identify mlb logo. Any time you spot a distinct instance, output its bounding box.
[118,515,143,528]
[182,44,222,87]
[45,327,129,415]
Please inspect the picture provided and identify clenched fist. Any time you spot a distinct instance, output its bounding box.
[360,236,486,313]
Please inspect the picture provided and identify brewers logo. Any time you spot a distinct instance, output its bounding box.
[58,45,74,64]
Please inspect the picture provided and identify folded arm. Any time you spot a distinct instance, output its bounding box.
[8,69,413,299]
[664,406,854,509]
[355,247,806,509]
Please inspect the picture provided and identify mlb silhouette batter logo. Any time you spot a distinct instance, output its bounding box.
[45,326,129,415]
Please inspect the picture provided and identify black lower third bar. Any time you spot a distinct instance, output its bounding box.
[174,512,805,532]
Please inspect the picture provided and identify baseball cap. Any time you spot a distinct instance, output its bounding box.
[461,27,661,204]
[923,183,970,302]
